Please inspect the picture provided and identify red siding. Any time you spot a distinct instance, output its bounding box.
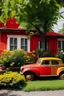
[0,31,28,55]
[46,37,58,54]
[0,30,63,56]
[30,35,40,51]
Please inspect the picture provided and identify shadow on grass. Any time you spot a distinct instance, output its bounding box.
[37,76,59,81]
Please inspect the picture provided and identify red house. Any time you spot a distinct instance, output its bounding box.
[0,18,64,55]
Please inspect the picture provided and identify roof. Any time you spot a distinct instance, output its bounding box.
[39,57,61,61]
[0,28,64,37]
[46,31,64,37]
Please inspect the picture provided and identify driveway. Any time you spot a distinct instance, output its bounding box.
[0,90,64,96]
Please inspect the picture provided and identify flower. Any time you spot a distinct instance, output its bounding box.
[30,32,34,35]
[0,60,3,63]
[32,50,35,53]
[60,50,63,53]
[3,58,7,61]
[10,62,15,66]
[6,68,9,71]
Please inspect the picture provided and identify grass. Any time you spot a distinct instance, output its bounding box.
[23,79,64,91]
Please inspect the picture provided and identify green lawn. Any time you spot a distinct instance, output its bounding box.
[23,80,64,91]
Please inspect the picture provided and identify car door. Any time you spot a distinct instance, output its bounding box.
[39,60,51,76]
[51,60,60,76]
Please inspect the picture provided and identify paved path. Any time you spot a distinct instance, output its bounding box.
[0,90,64,96]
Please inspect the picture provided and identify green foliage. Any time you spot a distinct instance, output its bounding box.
[0,49,27,68]
[36,48,54,58]
[59,23,64,34]
[0,71,26,89]
[56,49,64,62]
[26,50,37,63]
[0,0,64,50]
[0,0,63,30]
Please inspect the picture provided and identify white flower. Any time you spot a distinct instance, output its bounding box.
[60,50,63,53]
[63,52,64,54]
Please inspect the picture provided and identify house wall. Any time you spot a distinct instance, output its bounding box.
[46,37,58,55]
[30,35,40,51]
[0,31,40,55]
[0,31,59,56]
[0,31,28,55]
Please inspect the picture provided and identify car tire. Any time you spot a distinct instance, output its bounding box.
[24,72,35,81]
[59,72,64,80]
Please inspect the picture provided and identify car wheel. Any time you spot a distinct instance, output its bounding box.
[24,72,35,81]
[59,72,64,80]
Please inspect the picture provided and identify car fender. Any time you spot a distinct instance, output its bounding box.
[57,67,64,76]
[23,68,40,76]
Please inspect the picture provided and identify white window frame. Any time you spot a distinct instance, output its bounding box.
[7,35,30,52]
[38,40,48,51]
[58,39,64,50]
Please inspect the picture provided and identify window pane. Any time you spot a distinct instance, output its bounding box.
[52,60,59,65]
[21,38,28,51]
[58,40,61,49]
[21,46,25,50]
[21,38,24,45]
[14,38,17,45]
[14,46,17,50]
[38,40,48,50]
[62,41,64,50]
[10,38,13,45]
[42,60,49,65]
[10,46,14,51]
[10,38,17,51]
[25,46,27,51]
[25,39,27,45]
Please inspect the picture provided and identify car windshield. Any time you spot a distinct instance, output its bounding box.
[36,59,42,64]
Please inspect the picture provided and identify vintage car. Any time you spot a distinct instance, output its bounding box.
[20,57,64,81]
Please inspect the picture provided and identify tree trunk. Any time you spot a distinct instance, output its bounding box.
[40,32,46,51]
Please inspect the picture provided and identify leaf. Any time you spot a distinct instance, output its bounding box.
[10,10,16,17]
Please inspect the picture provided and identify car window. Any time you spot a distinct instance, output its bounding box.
[36,59,42,64]
[42,60,49,65]
[51,60,59,65]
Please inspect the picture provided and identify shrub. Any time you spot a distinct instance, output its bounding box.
[43,51,54,57]
[0,71,26,89]
[36,48,45,58]
[0,49,27,68]
[26,50,37,63]
[56,50,64,62]
[36,48,54,58]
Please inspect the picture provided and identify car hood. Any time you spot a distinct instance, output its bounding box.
[22,63,39,68]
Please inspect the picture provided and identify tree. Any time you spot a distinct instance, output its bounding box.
[59,23,64,34]
[0,0,64,51]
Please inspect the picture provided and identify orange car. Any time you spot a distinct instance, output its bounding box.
[20,57,64,81]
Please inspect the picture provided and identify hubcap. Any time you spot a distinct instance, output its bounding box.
[26,74,33,81]
[60,74,64,79]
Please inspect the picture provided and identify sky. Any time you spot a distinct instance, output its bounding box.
[53,7,64,32]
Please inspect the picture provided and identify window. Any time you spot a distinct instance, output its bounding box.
[58,40,64,50]
[42,60,49,65]
[51,60,59,65]
[21,38,28,51]
[38,40,48,51]
[10,38,17,51]
[7,36,30,51]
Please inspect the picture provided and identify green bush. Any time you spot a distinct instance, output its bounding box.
[0,71,26,89]
[36,48,54,57]
[56,50,64,62]
[26,50,37,63]
[0,49,27,68]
